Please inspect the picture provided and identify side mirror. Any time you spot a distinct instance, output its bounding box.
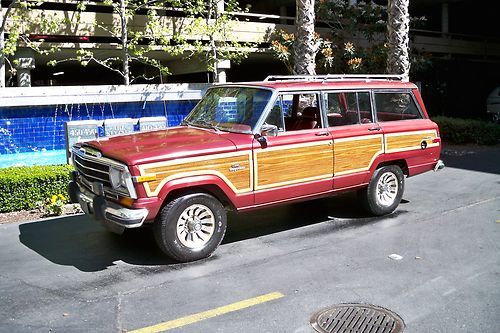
[260,124,279,137]
[254,124,278,149]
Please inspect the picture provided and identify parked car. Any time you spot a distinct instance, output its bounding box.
[486,86,500,123]
[68,74,444,262]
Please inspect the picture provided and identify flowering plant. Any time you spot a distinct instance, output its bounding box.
[38,194,67,216]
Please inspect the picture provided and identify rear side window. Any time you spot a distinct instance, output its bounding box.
[326,91,373,127]
[374,92,422,122]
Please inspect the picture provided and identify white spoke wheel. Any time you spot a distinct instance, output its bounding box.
[358,165,405,216]
[376,172,399,207]
[176,204,216,249]
[154,193,227,262]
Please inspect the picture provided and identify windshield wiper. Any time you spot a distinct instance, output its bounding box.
[192,119,221,132]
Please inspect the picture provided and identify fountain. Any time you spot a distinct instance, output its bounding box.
[0,83,206,168]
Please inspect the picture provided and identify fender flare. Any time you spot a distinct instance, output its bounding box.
[156,174,240,208]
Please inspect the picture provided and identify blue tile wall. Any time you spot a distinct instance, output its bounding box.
[0,100,198,155]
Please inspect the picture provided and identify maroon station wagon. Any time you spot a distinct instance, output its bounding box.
[69,75,444,262]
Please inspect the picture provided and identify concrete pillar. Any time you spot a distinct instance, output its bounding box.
[17,69,32,87]
[216,0,224,14]
[441,3,449,35]
[216,59,231,83]
[14,49,35,87]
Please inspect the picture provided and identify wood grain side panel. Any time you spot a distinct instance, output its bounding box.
[142,154,252,195]
[334,136,383,175]
[255,143,333,189]
[386,130,438,153]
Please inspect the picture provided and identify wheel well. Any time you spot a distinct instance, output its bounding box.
[376,159,409,176]
[163,185,235,211]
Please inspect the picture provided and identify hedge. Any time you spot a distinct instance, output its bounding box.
[0,164,73,213]
[432,116,500,145]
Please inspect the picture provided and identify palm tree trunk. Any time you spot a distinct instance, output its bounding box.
[294,0,316,75]
[386,0,410,80]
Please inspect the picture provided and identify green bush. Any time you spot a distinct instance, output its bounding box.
[0,164,73,213]
[432,116,500,145]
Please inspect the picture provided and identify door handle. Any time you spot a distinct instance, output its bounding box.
[368,126,381,131]
[315,131,330,136]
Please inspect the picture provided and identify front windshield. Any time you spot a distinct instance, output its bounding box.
[183,86,273,134]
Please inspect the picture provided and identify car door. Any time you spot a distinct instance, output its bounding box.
[253,92,334,205]
[325,90,385,189]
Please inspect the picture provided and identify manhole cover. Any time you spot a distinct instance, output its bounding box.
[310,303,405,333]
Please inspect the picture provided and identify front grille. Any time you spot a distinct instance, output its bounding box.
[73,152,112,188]
[72,146,131,197]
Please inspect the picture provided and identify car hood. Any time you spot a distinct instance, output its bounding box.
[82,126,237,165]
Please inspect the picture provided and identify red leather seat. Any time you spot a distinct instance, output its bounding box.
[291,106,320,130]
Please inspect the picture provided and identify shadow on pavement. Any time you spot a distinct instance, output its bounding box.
[442,145,500,174]
[223,192,397,244]
[18,192,400,271]
[18,215,175,272]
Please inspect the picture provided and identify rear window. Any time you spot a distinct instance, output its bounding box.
[374,92,422,122]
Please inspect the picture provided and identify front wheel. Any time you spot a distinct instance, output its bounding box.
[154,193,227,262]
[358,165,405,216]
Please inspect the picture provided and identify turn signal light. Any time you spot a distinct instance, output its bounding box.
[119,197,135,207]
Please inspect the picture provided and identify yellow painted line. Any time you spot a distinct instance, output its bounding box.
[128,291,285,333]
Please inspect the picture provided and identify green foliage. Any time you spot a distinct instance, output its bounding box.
[46,0,252,83]
[271,0,431,75]
[1,0,69,81]
[173,0,253,79]
[0,165,73,213]
[433,116,500,145]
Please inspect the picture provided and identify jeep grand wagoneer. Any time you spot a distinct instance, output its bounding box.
[69,75,444,262]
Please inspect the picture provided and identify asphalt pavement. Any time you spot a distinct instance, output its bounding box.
[0,145,499,333]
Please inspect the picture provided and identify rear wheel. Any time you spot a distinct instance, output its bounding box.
[154,193,227,262]
[359,165,405,216]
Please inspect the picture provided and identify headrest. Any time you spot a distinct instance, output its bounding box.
[302,106,319,118]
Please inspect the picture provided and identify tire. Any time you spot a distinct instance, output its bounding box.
[154,193,227,262]
[358,165,405,216]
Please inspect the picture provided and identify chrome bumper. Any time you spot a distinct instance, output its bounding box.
[434,160,445,172]
[68,178,148,233]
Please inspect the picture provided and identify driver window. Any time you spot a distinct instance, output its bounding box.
[263,93,321,132]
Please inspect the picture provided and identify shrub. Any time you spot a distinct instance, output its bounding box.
[0,165,73,213]
[432,116,500,145]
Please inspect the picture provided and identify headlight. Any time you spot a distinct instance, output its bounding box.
[109,166,128,189]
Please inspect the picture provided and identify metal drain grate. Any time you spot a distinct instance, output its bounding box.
[310,303,405,333]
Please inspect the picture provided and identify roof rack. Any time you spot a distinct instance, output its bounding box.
[264,74,409,83]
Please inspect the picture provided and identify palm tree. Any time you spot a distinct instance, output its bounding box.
[386,0,410,80]
[294,0,316,75]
